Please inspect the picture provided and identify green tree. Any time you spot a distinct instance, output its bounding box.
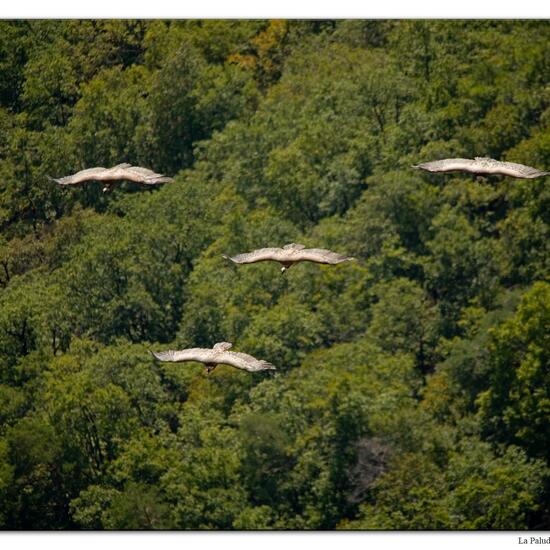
[477,282,550,460]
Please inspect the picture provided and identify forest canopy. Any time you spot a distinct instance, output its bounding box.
[0,19,549,530]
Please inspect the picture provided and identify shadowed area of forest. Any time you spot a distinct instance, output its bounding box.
[0,20,548,530]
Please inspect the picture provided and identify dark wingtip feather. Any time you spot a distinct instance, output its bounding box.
[334,255,355,263]
[144,176,173,185]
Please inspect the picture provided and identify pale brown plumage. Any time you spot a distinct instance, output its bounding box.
[223,243,355,273]
[412,157,549,179]
[150,342,276,374]
[49,163,173,192]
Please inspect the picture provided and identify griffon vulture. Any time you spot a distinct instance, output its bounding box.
[49,163,173,192]
[412,157,549,179]
[150,342,276,374]
[223,243,356,273]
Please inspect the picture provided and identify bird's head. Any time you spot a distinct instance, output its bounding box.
[280,266,287,274]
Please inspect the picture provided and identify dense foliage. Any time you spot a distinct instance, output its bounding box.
[0,20,549,530]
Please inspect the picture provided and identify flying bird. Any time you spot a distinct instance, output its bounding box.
[49,163,173,192]
[412,157,549,179]
[150,342,276,374]
[223,243,356,273]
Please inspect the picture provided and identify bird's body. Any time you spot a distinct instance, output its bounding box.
[49,163,173,192]
[413,157,549,179]
[151,342,276,373]
[223,243,355,273]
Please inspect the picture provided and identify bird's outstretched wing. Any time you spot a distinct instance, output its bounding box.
[474,158,550,179]
[150,348,214,363]
[223,247,286,264]
[412,158,478,174]
[218,351,277,372]
[126,165,173,184]
[49,167,109,186]
[107,165,173,185]
[296,248,356,265]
